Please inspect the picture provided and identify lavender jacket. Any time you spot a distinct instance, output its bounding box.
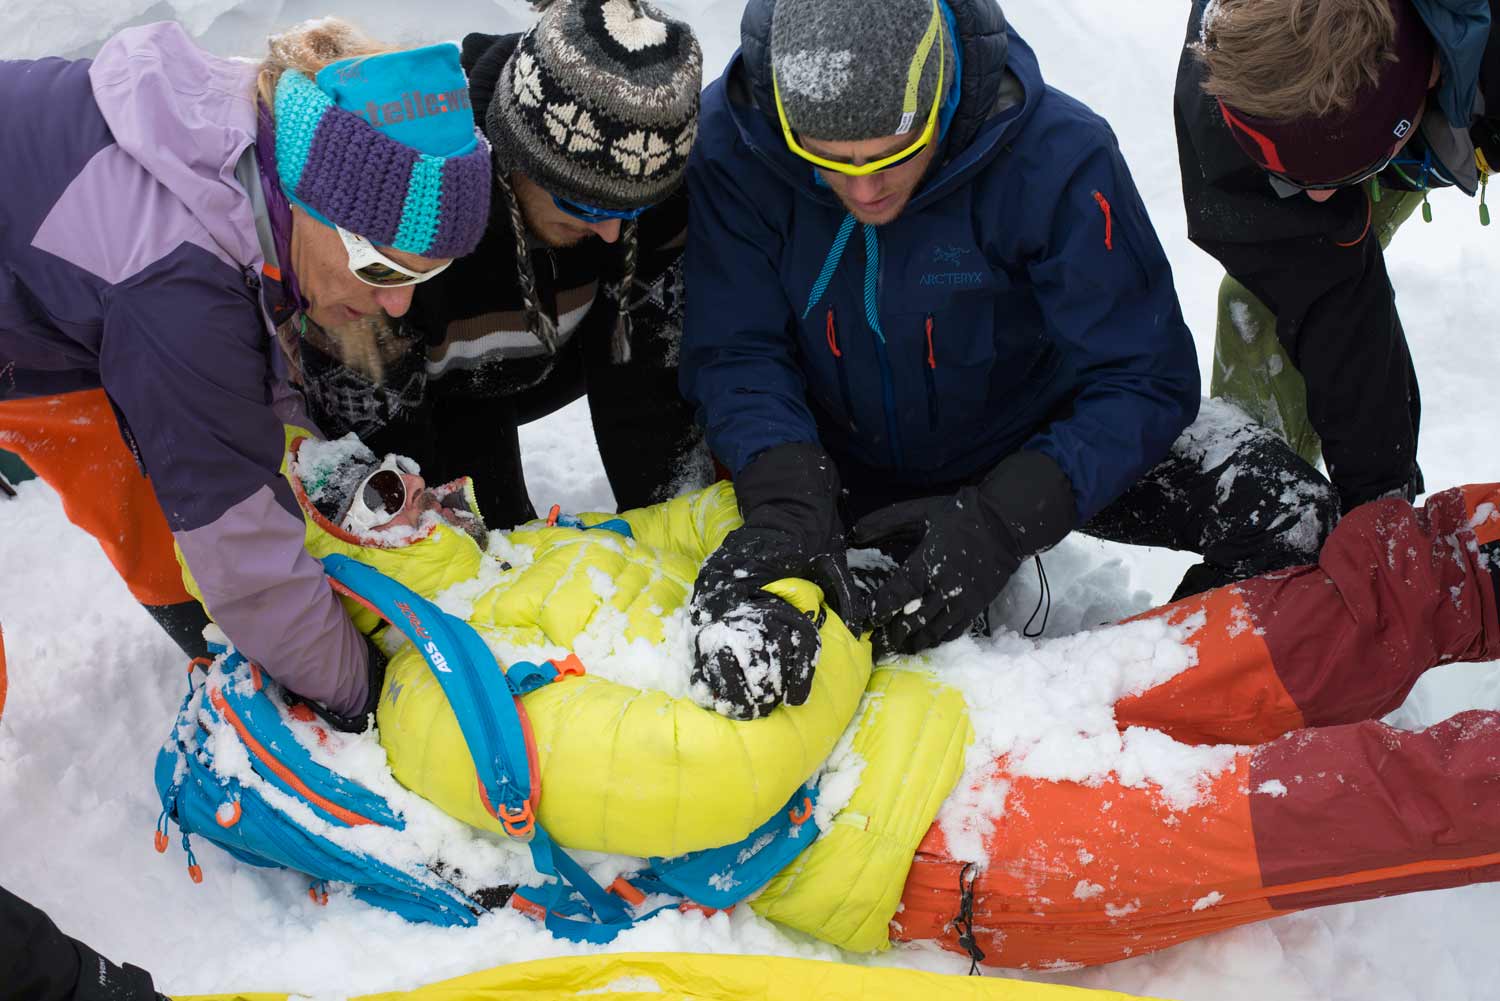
[0,23,371,715]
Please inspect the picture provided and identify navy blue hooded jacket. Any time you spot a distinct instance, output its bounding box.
[680,0,1199,525]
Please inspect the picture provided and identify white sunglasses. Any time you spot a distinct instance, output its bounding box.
[342,454,422,534]
[336,226,452,288]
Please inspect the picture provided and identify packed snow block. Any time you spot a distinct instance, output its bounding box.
[171,952,1168,1001]
[752,667,972,951]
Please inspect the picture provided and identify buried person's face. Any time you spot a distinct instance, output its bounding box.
[289,206,452,329]
[344,456,489,547]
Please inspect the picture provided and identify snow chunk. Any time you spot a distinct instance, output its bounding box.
[1074,881,1105,901]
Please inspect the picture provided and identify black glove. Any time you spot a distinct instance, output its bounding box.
[852,451,1075,655]
[727,442,862,625]
[690,526,824,720]
[690,443,855,719]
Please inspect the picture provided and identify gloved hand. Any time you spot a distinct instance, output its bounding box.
[690,525,823,720]
[690,443,856,719]
[852,451,1076,655]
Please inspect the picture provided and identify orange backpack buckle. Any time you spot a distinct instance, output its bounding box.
[789,795,814,825]
[550,653,586,680]
[498,800,536,840]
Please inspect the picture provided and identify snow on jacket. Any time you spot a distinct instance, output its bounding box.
[0,24,371,715]
[680,0,1200,524]
[1174,0,1497,511]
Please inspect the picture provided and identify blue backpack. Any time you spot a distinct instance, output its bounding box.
[156,553,819,939]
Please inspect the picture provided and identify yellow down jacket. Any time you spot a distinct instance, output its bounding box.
[185,431,972,952]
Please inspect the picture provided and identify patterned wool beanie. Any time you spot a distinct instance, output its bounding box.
[274,44,492,258]
[770,0,954,142]
[488,0,703,211]
[487,0,701,363]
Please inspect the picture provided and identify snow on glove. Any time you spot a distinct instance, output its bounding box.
[852,451,1077,655]
[690,525,823,720]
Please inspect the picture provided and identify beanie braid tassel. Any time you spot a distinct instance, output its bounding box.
[498,174,561,355]
[611,220,639,364]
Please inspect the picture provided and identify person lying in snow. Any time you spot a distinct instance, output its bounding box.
[179,431,1500,970]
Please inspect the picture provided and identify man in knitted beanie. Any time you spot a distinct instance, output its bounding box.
[1178,0,1496,515]
[678,0,1338,698]
[292,0,712,532]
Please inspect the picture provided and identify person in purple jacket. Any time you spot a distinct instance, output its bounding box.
[0,19,492,727]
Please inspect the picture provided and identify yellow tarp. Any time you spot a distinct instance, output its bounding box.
[176,952,1170,1001]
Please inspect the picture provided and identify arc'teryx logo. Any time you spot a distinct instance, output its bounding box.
[360,89,473,129]
[932,244,967,267]
[921,243,985,287]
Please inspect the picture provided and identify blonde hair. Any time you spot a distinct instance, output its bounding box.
[255,18,392,111]
[1195,0,1397,120]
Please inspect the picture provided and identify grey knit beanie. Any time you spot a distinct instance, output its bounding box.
[489,0,703,211]
[770,0,954,142]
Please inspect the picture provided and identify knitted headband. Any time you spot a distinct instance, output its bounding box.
[274,45,493,259]
[487,0,703,211]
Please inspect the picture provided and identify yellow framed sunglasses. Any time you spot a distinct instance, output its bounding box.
[772,0,946,177]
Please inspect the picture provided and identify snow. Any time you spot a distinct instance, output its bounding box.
[5,2,1500,1001]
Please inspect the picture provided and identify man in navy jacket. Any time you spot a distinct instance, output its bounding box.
[679,0,1337,717]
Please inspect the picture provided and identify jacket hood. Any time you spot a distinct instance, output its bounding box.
[729,0,1031,208]
[1411,0,1491,126]
[87,22,264,273]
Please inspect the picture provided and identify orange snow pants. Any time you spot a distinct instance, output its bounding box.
[896,485,1500,969]
[0,390,189,607]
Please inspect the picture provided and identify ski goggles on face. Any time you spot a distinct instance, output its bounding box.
[336,226,452,288]
[1265,150,1399,197]
[551,194,652,224]
[342,454,421,534]
[772,0,945,177]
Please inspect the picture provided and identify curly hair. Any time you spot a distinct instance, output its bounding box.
[1194,0,1398,120]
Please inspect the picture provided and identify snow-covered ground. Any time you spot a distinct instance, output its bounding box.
[3,2,1498,1000]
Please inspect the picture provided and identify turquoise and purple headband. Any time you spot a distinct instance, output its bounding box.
[273,44,492,260]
